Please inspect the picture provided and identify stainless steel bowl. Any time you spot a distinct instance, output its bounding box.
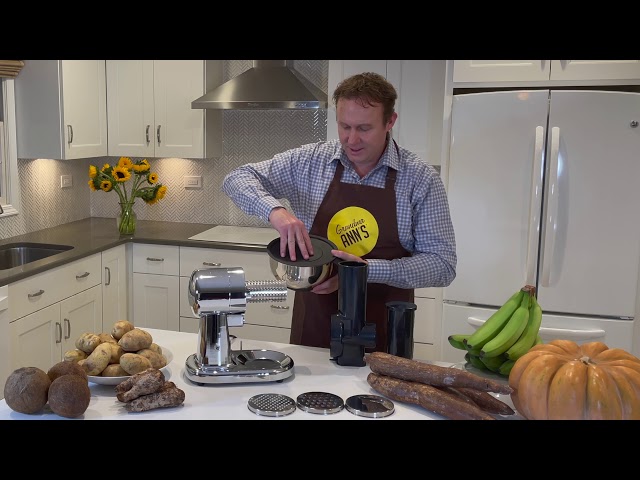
[267,235,338,291]
[269,258,335,291]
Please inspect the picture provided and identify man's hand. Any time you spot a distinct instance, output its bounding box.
[310,250,368,295]
[269,207,314,261]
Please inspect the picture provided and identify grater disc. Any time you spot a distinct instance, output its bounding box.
[345,394,395,418]
[247,393,296,417]
[296,391,344,415]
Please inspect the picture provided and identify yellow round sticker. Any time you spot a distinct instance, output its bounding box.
[326,206,379,257]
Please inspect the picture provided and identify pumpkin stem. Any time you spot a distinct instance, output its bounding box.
[580,355,591,364]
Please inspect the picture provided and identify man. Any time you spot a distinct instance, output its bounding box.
[222,72,456,352]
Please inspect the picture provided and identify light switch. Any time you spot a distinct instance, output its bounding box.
[60,175,73,188]
[183,176,202,189]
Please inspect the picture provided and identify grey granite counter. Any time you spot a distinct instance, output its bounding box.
[0,217,268,287]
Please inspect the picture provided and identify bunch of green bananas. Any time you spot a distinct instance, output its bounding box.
[448,287,543,377]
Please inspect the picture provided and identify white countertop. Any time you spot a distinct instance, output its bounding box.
[0,329,440,420]
[0,328,518,420]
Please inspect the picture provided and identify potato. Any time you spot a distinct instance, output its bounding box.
[98,333,117,344]
[75,332,101,354]
[119,353,152,375]
[109,343,124,364]
[111,320,135,340]
[64,349,88,363]
[136,348,167,369]
[83,343,113,376]
[148,343,163,355]
[118,328,153,352]
[101,364,129,377]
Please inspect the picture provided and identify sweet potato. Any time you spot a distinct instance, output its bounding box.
[83,343,113,376]
[118,328,153,352]
[120,353,152,375]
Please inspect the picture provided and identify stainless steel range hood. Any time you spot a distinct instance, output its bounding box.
[191,60,328,110]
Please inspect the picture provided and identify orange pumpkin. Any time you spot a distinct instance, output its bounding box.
[509,339,640,420]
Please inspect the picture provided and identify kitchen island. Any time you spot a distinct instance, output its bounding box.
[0,328,518,420]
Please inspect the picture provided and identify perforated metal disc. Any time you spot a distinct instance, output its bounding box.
[247,393,296,417]
[296,391,344,415]
[345,395,395,418]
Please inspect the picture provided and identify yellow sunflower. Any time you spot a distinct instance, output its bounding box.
[100,180,113,192]
[89,165,97,179]
[148,173,159,184]
[88,179,97,191]
[118,157,134,169]
[112,166,131,183]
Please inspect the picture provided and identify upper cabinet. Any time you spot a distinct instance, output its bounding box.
[14,60,108,160]
[106,60,223,159]
[327,60,447,166]
[453,60,640,86]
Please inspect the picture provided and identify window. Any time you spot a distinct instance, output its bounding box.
[0,78,20,216]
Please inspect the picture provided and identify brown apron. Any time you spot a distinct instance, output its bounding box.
[290,154,414,352]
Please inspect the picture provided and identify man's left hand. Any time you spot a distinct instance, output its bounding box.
[310,250,367,295]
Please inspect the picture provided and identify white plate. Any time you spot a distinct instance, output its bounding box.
[88,347,173,386]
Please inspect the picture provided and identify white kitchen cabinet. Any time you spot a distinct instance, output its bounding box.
[106,60,223,159]
[102,244,131,327]
[10,285,102,372]
[14,60,108,159]
[179,246,293,340]
[453,60,640,86]
[327,60,446,166]
[412,287,442,361]
[132,243,180,331]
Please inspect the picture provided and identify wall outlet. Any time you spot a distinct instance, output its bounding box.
[60,175,73,188]
[183,175,202,189]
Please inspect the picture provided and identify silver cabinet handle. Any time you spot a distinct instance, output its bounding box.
[76,271,90,279]
[270,305,290,310]
[157,125,161,145]
[28,289,45,299]
[202,262,221,267]
[147,257,164,262]
[56,322,62,344]
[105,266,111,285]
[64,318,71,340]
[67,125,73,144]
[146,125,151,144]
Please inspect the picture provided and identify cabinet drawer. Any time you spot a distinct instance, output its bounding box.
[229,324,291,344]
[413,342,438,362]
[9,253,101,320]
[180,246,272,280]
[133,244,179,275]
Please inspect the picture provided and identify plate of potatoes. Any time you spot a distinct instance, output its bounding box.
[64,321,173,386]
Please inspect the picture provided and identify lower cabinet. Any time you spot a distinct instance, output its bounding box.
[10,285,103,372]
[102,244,131,327]
[412,287,443,361]
[132,243,180,330]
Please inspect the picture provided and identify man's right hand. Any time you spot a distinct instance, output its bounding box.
[268,207,314,261]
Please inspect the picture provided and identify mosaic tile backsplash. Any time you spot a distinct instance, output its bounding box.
[0,60,329,239]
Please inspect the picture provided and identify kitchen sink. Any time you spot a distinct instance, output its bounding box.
[0,242,74,270]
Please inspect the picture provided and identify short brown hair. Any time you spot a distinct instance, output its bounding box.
[332,72,397,124]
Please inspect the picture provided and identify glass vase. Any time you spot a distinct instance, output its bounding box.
[117,202,136,235]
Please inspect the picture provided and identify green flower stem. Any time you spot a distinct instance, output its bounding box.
[118,202,136,235]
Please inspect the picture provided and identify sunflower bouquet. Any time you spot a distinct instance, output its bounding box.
[88,157,167,234]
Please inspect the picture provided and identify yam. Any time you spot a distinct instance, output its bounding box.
[120,353,152,375]
[83,343,112,376]
[75,332,101,354]
[3,367,51,414]
[111,320,135,340]
[118,328,153,352]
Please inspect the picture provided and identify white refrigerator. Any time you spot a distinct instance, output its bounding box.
[441,89,640,363]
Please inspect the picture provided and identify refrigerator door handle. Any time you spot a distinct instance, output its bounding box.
[540,126,561,287]
[467,317,605,340]
[525,126,546,286]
